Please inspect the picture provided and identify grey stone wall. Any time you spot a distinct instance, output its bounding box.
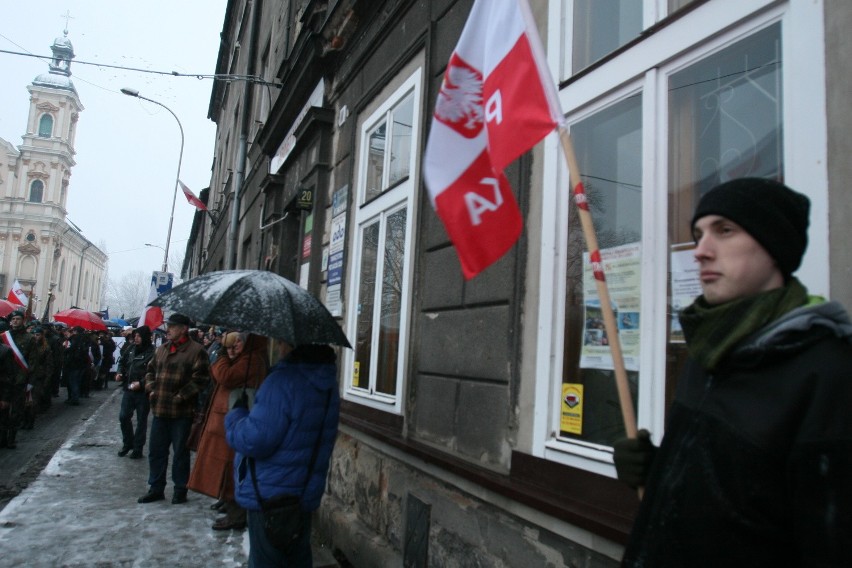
[319,432,621,567]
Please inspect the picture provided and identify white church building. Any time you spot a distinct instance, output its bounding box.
[0,30,106,320]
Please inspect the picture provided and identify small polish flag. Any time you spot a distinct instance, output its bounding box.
[7,279,28,306]
[179,180,208,211]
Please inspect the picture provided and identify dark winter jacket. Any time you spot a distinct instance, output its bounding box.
[225,352,339,512]
[118,344,154,390]
[623,301,852,566]
[63,334,91,371]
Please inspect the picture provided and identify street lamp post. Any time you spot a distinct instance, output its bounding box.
[121,88,184,273]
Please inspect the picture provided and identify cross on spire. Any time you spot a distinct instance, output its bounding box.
[60,10,74,35]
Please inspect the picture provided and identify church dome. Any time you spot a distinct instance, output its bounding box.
[32,30,77,93]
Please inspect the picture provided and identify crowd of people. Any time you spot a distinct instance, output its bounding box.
[0,309,118,447]
[0,307,342,566]
[118,313,340,567]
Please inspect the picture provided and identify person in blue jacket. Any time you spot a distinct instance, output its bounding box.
[225,340,339,568]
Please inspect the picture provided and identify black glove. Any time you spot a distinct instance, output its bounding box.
[232,390,249,409]
[613,429,657,489]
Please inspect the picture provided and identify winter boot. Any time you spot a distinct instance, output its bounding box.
[7,429,17,449]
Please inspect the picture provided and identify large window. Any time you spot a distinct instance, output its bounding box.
[539,1,823,475]
[29,180,44,203]
[38,114,53,138]
[345,63,422,413]
[561,94,642,447]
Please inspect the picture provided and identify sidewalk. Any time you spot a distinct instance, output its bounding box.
[0,387,339,567]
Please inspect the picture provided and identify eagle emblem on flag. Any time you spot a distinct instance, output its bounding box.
[435,54,484,138]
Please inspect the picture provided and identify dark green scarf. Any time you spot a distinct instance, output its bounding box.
[679,278,808,371]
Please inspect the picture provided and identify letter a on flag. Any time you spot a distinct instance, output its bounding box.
[424,0,561,279]
[179,180,208,211]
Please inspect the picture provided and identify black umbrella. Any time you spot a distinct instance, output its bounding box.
[149,270,351,348]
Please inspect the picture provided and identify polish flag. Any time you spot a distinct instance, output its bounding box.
[423,0,562,279]
[139,276,163,331]
[7,279,28,306]
[179,180,208,211]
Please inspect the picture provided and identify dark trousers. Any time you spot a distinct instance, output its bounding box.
[119,390,149,452]
[147,416,192,493]
[247,509,312,568]
[65,368,85,404]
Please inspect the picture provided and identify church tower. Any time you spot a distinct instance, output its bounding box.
[0,27,107,318]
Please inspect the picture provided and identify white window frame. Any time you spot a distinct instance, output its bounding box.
[342,63,423,414]
[535,0,829,476]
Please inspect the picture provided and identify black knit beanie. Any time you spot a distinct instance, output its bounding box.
[691,178,810,277]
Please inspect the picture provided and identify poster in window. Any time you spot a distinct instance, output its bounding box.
[670,244,702,343]
[561,383,584,435]
[580,242,641,371]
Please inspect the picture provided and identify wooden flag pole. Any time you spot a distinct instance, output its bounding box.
[556,126,638,441]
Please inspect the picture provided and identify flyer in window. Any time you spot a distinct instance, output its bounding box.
[670,244,702,343]
[579,242,641,371]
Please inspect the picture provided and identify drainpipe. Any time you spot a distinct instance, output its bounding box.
[226,0,262,270]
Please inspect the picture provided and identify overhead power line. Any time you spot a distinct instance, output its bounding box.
[0,47,282,87]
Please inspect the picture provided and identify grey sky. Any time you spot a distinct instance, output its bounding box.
[0,1,227,288]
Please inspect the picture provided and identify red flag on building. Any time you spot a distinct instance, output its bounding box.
[7,279,28,307]
[423,0,562,279]
[179,180,208,211]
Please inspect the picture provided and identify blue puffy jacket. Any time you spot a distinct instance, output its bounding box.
[225,354,339,511]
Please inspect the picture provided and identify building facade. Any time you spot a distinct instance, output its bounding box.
[0,31,107,318]
[190,0,852,564]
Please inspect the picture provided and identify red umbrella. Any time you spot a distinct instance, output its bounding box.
[0,299,22,318]
[53,308,108,331]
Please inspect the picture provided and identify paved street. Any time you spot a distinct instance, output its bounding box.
[0,384,340,567]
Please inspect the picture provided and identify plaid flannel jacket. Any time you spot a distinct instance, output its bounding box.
[144,338,209,419]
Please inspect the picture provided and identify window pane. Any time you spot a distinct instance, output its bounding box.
[666,24,782,407]
[375,208,406,395]
[38,115,53,138]
[365,122,387,202]
[29,180,44,203]
[668,0,697,13]
[388,94,414,187]
[573,0,643,72]
[562,95,642,445]
[354,222,380,390]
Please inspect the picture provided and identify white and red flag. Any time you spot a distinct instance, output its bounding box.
[139,276,164,331]
[424,0,562,279]
[179,180,208,211]
[7,279,28,307]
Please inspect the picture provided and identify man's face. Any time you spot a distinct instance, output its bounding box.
[10,315,23,329]
[166,323,186,342]
[693,215,784,305]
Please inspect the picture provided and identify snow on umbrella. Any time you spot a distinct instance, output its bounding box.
[149,270,351,348]
[53,308,108,331]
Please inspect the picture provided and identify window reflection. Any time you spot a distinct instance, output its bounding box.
[365,123,386,202]
[562,94,642,445]
[354,222,379,390]
[376,208,406,395]
[389,96,414,187]
[573,0,643,72]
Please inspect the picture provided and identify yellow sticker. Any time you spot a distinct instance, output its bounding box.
[353,361,360,387]
[561,383,584,435]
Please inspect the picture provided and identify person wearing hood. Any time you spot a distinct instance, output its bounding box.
[116,326,155,459]
[614,178,852,565]
[226,341,339,567]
